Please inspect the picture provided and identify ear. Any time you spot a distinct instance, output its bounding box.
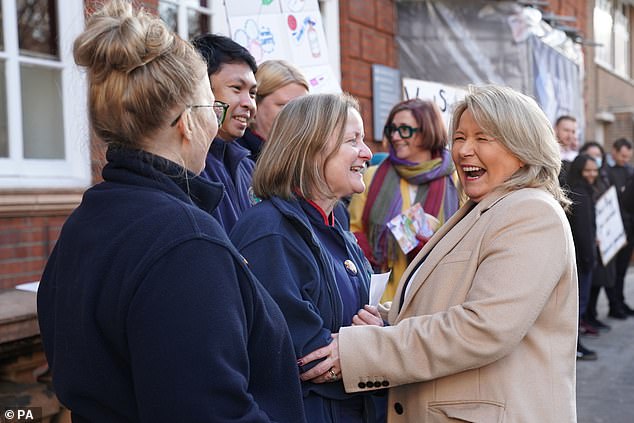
[176,111,194,144]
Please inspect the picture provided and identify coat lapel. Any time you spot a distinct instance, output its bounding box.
[389,189,513,322]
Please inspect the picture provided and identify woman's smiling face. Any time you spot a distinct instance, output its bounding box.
[451,108,523,203]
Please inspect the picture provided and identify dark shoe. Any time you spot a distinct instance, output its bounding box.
[586,316,611,332]
[577,343,598,361]
[623,303,634,316]
[608,309,628,319]
[579,320,600,336]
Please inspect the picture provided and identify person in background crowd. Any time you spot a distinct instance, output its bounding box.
[300,85,577,423]
[567,154,601,360]
[555,115,579,186]
[231,93,385,422]
[37,2,305,421]
[607,138,634,317]
[191,34,257,232]
[238,59,309,162]
[579,141,623,327]
[348,99,459,301]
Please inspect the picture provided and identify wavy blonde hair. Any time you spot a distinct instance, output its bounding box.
[451,84,570,207]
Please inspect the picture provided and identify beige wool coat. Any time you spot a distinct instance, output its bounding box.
[339,187,578,423]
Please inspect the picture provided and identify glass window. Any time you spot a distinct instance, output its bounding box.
[159,0,214,41]
[17,0,58,59]
[0,61,7,158]
[0,0,89,188]
[0,2,4,51]
[21,64,64,159]
[614,2,629,76]
[594,0,614,65]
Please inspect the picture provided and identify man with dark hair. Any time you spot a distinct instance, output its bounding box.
[192,34,258,232]
[607,137,634,318]
[555,115,578,187]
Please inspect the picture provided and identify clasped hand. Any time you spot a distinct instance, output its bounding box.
[299,305,383,384]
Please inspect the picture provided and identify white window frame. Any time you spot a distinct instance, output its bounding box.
[594,0,632,79]
[0,0,90,189]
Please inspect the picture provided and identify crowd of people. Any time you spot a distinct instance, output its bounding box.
[34,0,634,422]
[556,116,634,361]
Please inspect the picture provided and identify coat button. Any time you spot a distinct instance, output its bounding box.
[382,380,390,387]
[358,382,366,389]
[394,402,404,415]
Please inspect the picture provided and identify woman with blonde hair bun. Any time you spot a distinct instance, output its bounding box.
[37,1,305,421]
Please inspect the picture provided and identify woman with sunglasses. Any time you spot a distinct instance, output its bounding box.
[349,99,460,301]
[36,1,305,421]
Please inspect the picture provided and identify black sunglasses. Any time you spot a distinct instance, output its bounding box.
[384,124,420,139]
[170,100,229,127]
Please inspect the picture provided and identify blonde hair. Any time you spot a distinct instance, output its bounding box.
[253,93,359,200]
[451,84,569,207]
[74,0,207,147]
[255,60,309,105]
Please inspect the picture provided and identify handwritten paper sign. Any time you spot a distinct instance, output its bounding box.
[596,186,627,265]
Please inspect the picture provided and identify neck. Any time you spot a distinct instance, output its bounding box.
[408,149,432,163]
[311,197,336,216]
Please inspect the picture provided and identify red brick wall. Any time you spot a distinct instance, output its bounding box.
[340,0,398,151]
[0,216,66,289]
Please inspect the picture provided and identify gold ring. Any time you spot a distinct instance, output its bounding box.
[328,368,337,381]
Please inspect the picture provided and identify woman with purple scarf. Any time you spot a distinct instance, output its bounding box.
[349,99,459,301]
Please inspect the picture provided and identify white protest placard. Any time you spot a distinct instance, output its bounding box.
[596,186,627,265]
[401,78,466,126]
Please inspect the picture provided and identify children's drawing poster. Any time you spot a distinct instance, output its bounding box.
[225,0,282,17]
[225,0,340,92]
[229,14,290,63]
[280,0,320,13]
[303,65,341,94]
[283,12,328,66]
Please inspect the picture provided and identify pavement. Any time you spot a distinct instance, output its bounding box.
[576,266,634,423]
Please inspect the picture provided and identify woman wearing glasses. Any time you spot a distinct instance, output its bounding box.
[348,99,460,301]
[36,1,305,421]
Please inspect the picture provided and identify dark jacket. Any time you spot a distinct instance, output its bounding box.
[230,197,379,423]
[608,163,634,238]
[37,147,305,423]
[201,138,255,232]
[236,127,265,162]
[567,182,598,273]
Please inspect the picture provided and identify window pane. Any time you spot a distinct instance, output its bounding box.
[21,65,64,159]
[614,3,629,76]
[594,0,613,64]
[159,1,178,32]
[0,62,7,157]
[0,2,4,51]
[17,0,58,59]
[187,8,211,40]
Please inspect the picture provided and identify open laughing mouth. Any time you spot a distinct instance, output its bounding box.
[462,165,486,180]
[350,165,365,174]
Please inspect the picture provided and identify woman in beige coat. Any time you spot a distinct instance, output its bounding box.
[299,84,578,422]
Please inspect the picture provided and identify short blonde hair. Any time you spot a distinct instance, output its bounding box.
[451,84,569,207]
[74,0,207,147]
[253,93,359,200]
[255,60,309,105]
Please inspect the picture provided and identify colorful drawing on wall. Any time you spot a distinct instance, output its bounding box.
[281,0,319,13]
[229,15,290,64]
[302,65,340,94]
[284,12,328,66]
[225,0,282,16]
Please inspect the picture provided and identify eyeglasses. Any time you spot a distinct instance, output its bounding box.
[384,124,420,139]
[170,100,230,127]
